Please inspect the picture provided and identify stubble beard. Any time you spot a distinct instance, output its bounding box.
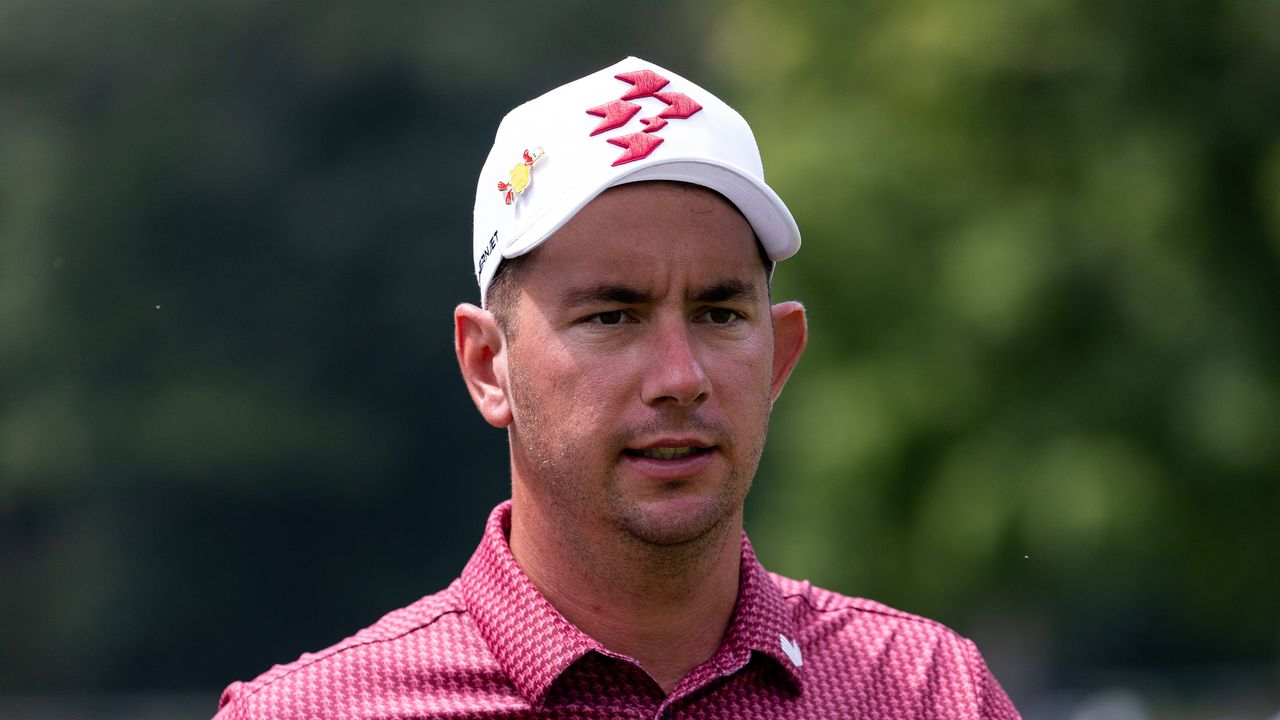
[507,356,770,555]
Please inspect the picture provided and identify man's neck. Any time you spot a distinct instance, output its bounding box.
[508,491,743,695]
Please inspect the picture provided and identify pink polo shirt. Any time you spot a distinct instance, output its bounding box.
[215,501,1020,719]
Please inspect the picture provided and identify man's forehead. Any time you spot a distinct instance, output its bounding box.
[580,180,750,226]
[529,245,765,291]
[603,179,728,207]
[527,183,761,270]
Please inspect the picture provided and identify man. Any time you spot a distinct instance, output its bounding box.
[215,56,1020,719]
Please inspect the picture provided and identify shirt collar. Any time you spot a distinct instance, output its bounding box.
[459,501,603,705]
[720,533,805,690]
[459,501,804,705]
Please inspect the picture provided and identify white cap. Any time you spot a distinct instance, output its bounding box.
[472,56,801,304]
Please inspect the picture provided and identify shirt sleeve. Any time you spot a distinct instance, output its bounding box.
[211,681,247,720]
[964,638,1022,720]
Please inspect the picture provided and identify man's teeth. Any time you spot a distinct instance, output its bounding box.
[640,446,696,460]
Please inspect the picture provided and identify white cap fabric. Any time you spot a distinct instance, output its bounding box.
[472,56,801,304]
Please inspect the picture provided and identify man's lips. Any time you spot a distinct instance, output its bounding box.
[626,446,709,460]
[622,438,715,461]
[618,437,719,481]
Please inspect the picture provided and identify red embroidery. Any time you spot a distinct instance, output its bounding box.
[655,92,702,119]
[608,133,664,166]
[615,69,670,100]
[585,69,704,166]
[585,99,642,136]
[640,116,668,133]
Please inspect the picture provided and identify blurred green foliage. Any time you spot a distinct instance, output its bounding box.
[727,0,1280,691]
[1,0,1276,709]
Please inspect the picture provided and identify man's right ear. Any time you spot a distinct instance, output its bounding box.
[454,303,513,428]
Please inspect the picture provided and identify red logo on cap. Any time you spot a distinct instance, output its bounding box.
[585,70,703,167]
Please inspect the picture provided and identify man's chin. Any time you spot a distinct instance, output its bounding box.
[614,496,736,548]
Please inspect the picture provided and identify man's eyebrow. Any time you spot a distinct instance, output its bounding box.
[560,283,653,306]
[558,279,760,306]
[690,279,759,303]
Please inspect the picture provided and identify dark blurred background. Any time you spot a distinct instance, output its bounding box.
[1,2,1277,718]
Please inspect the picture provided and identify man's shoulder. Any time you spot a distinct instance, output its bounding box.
[772,571,943,621]
[214,580,496,719]
[768,570,981,656]
[766,571,1020,718]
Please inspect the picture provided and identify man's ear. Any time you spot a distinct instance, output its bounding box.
[769,301,808,401]
[454,303,513,428]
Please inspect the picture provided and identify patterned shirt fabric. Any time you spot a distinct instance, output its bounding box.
[215,501,1020,719]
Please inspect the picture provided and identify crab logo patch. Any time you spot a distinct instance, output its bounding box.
[585,71,703,166]
[497,147,545,206]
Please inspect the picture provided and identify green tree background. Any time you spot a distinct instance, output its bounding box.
[1,1,1276,718]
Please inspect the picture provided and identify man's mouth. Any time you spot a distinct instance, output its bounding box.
[625,446,710,460]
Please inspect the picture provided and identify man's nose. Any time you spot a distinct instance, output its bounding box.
[640,319,711,407]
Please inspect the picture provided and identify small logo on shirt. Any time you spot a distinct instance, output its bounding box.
[779,633,803,667]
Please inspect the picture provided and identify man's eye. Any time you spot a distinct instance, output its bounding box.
[590,310,625,325]
[703,308,739,324]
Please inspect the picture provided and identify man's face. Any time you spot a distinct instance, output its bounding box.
[500,182,786,547]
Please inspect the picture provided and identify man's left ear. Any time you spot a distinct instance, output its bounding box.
[769,301,808,401]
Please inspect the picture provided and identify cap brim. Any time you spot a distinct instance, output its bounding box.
[501,157,801,264]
